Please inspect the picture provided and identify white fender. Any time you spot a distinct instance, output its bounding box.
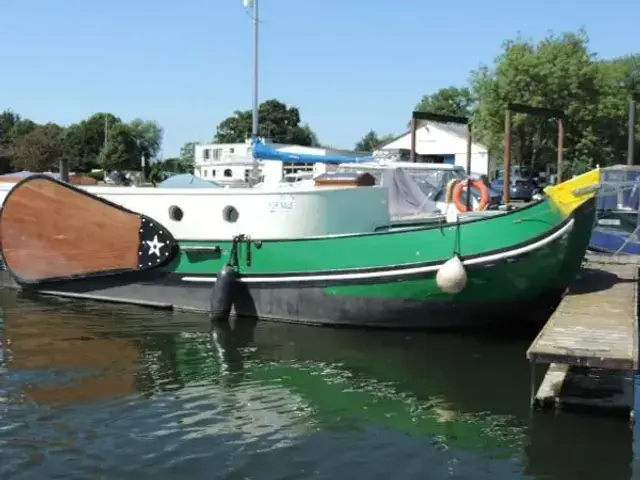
[436,255,468,294]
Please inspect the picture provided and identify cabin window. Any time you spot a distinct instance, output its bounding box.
[203,169,208,177]
[211,169,216,177]
[168,205,184,222]
[212,149,222,160]
[224,169,233,178]
[229,148,235,154]
[203,149,210,159]
[222,205,239,223]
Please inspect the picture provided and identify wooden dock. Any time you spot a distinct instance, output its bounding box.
[526,253,639,419]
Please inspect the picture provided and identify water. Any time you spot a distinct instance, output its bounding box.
[0,290,637,479]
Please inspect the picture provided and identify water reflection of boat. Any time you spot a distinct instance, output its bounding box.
[0,294,634,478]
[0,293,139,404]
[1,292,529,452]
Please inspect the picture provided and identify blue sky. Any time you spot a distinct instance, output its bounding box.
[1,0,639,157]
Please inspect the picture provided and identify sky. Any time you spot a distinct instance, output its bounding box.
[1,0,639,158]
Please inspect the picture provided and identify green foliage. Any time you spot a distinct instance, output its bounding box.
[414,87,475,119]
[355,130,395,152]
[214,99,319,146]
[10,123,65,172]
[146,161,167,185]
[129,118,163,163]
[0,111,37,173]
[163,155,194,174]
[0,109,164,176]
[61,113,122,171]
[86,170,105,181]
[97,123,141,171]
[469,30,639,175]
[178,141,197,172]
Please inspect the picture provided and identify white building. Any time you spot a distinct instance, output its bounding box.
[194,139,367,186]
[375,122,496,177]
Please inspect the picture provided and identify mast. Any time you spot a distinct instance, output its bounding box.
[244,0,260,184]
[244,0,259,139]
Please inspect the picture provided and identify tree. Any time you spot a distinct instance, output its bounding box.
[0,109,166,175]
[470,30,618,175]
[155,141,198,174]
[10,123,64,172]
[146,161,167,185]
[214,99,318,146]
[413,87,475,119]
[97,123,140,171]
[301,124,321,147]
[355,130,395,152]
[594,54,640,163]
[129,118,163,164]
[163,157,193,174]
[0,110,37,173]
[61,112,121,171]
[179,141,197,171]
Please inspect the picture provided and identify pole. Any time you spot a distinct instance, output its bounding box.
[59,159,69,183]
[628,96,636,166]
[140,150,146,184]
[409,117,416,162]
[251,0,259,139]
[503,110,512,204]
[557,117,564,183]
[104,116,108,149]
[465,125,472,211]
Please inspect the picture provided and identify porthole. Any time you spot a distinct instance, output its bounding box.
[168,205,184,222]
[222,205,239,223]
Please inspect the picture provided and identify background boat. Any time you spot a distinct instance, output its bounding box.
[589,165,640,255]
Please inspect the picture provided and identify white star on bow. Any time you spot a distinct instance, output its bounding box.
[146,235,164,257]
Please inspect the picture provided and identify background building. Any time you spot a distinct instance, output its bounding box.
[375,122,495,177]
[194,139,367,185]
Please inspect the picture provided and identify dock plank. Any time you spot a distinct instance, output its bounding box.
[527,261,638,370]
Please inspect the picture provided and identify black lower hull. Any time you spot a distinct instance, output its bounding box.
[0,268,565,330]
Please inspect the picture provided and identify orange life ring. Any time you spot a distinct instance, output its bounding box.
[452,179,490,212]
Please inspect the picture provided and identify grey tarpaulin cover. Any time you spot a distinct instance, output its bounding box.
[381,168,439,217]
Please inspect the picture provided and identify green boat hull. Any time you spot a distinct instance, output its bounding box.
[6,196,595,329]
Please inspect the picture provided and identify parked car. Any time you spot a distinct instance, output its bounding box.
[490,175,541,202]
